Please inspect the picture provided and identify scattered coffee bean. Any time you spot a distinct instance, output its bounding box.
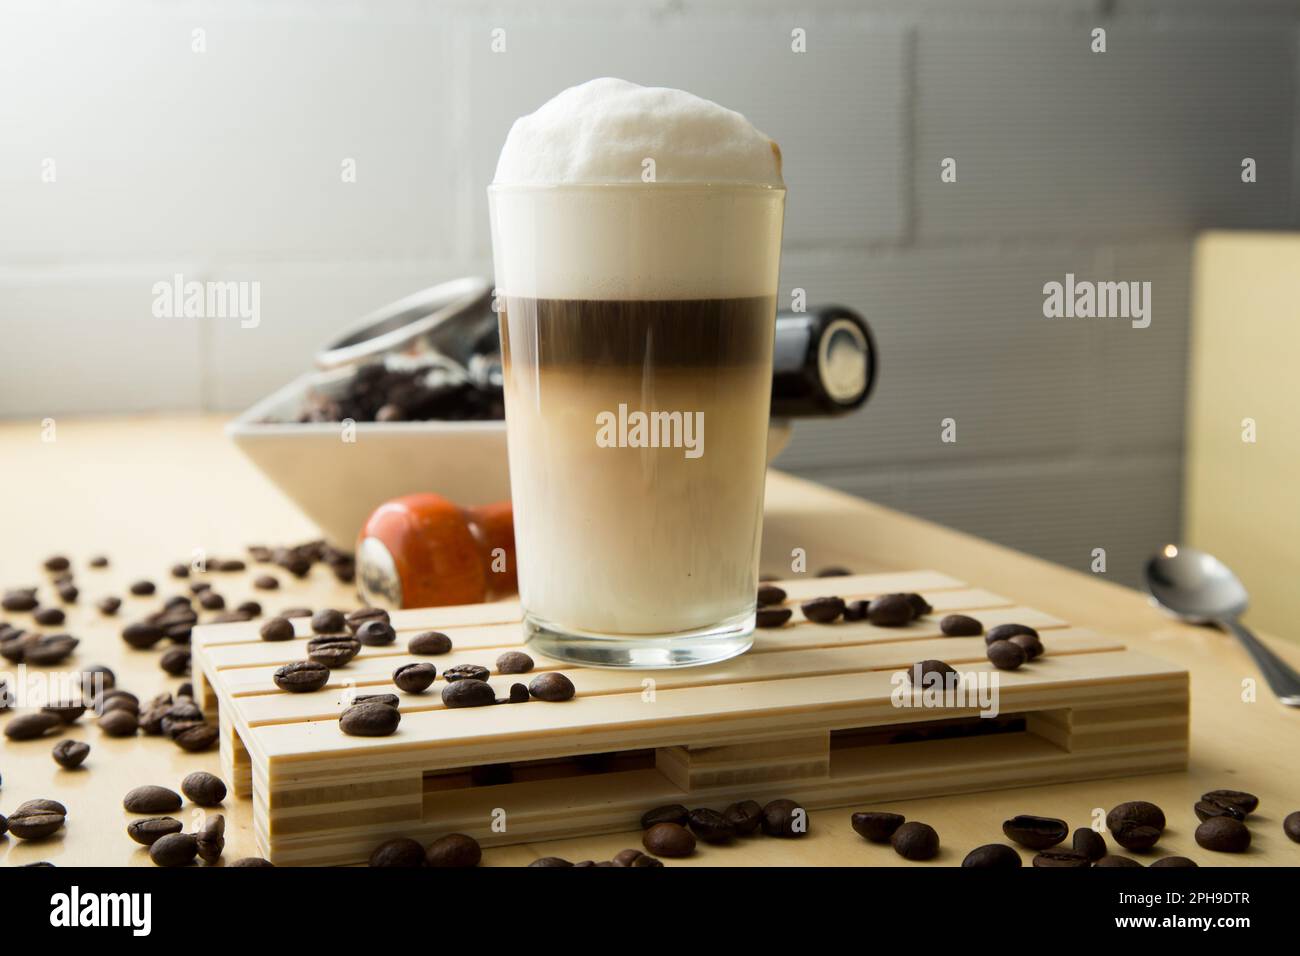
[97,688,139,713]
[1106,801,1165,851]
[196,814,225,863]
[868,593,915,627]
[98,709,139,738]
[940,614,983,637]
[346,607,390,632]
[8,801,66,840]
[52,739,90,769]
[505,682,529,704]
[1032,849,1091,867]
[444,664,490,683]
[1009,633,1044,660]
[198,591,225,611]
[182,771,227,807]
[160,647,190,676]
[24,633,78,665]
[33,607,64,626]
[355,619,396,646]
[904,593,933,617]
[426,833,481,868]
[642,804,690,829]
[311,608,346,633]
[1093,854,1143,867]
[127,817,183,846]
[495,651,534,674]
[394,662,437,693]
[409,630,453,655]
[851,810,906,843]
[122,621,165,649]
[1,589,38,612]
[369,837,426,867]
[96,596,122,616]
[149,832,197,867]
[441,679,496,709]
[89,555,108,568]
[801,596,846,624]
[236,600,262,618]
[129,580,156,596]
[214,558,246,572]
[986,623,1037,645]
[1200,789,1258,816]
[643,822,695,858]
[56,583,79,603]
[1284,811,1300,843]
[42,701,86,723]
[843,599,869,621]
[273,660,330,693]
[1195,816,1251,853]
[987,639,1027,671]
[612,848,662,867]
[723,800,763,836]
[1150,856,1198,867]
[5,711,62,740]
[280,606,312,618]
[340,701,401,736]
[253,575,279,591]
[307,635,361,667]
[1194,799,1245,823]
[529,672,575,702]
[891,821,939,860]
[124,785,182,814]
[687,808,735,844]
[1002,815,1067,850]
[353,693,400,709]
[904,659,958,686]
[756,584,786,607]
[761,798,808,838]
[44,555,70,572]
[961,844,1022,868]
[817,566,852,577]
[230,857,274,867]
[756,606,793,628]
[1073,827,1107,861]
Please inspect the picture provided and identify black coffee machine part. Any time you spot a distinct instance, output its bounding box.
[770,305,876,417]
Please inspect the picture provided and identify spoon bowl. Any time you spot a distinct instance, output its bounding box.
[1144,544,1249,623]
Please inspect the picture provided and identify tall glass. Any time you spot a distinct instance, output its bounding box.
[489,182,785,668]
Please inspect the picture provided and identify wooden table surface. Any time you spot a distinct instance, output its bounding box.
[1,415,1297,867]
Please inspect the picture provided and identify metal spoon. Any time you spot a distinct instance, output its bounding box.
[1144,544,1300,706]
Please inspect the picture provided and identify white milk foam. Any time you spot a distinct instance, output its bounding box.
[490,78,785,301]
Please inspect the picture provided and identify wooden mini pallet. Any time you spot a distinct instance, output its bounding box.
[191,571,1189,866]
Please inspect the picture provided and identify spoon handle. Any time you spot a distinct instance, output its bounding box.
[1223,618,1300,706]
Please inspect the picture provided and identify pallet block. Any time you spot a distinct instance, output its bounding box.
[191,571,1189,865]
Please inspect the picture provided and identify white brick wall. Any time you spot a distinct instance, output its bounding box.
[1,0,1297,584]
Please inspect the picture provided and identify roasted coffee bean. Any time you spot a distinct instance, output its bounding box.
[311,608,346,633]
[5,711,62,740]
[940,614,983,637]
[444,663,490,683]
[353,693,400,709]
[162,699,203,730]
[177,682,193,698]
[369,837,426,867]
[273,660,330,693]
[756,606,793,628]
[122,621,165,649]
[96,596,122,616]
[1094,854,1144,867]
[641,804,690,829]
[891,821,939,860]
[426,833,481,868]
[1195,816,1251,853]
[843,599,869,622]
[198,591,225,611]
[236,601,262,618]
[26,633,79,666]
[174,723,218,752]
[355,619,396,646]
[1194,799,1245,823]
[346,607,390,632]
[868,593,915,627]
[961,844,1022,868]
[756,584,787,607]
[52,739,90,768]
[127,817,183,846]
[987,639,1027,671]
[9,802,66,840]
[986,623,1037,645]
[762,798,808,838]
[124,785,183,814]
[182,771,227,807]
[529,672,575,702]
[230,857,274,867]
[1106,801,1165,851]
[98,708,139,737]
[280,606,312,618]
[495,651,534,674]
[253,575,279,591]
[1200,789,1258,816]
[1002,815,1068,850]
[170,563,190,579]
[904,659,958,686]
[196,814,225,863]
[1032,849,1091,867]
[612,848,653,867]
[529,857,574,867]
[687,808,735,844]
[904,593,933,617]
[701,801,756,840]
[643,822,695,858]
[1008,633,1044,659]
[44,555,71,572]
[851,810,906,844]
[1285,811,1300,843]
[89,555,109,568]
[42,701,86,723]
[817,566,852,577]
[0,632,35,663]
[393,662,437,693]
[33,607,65,626]
[129,580,156,596]
[307,635,360,668]
[96,688,139,712]
[340,701,401,736]
[1073,827,1107,861]
[160,647,191,676]
[1150,856,1198,867]
[57,583,79,603]
[505,682,530,704]
[801,596,846,624]
[2,589,39,611]
[149,832,197,867]
[214,558,246,572]
[409,630,453,655]
[441,679,496,709]
[80,663,115,691]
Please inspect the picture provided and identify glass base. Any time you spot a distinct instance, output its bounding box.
[524,610,755,669]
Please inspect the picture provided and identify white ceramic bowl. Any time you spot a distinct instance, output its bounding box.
[229,371,791,547]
